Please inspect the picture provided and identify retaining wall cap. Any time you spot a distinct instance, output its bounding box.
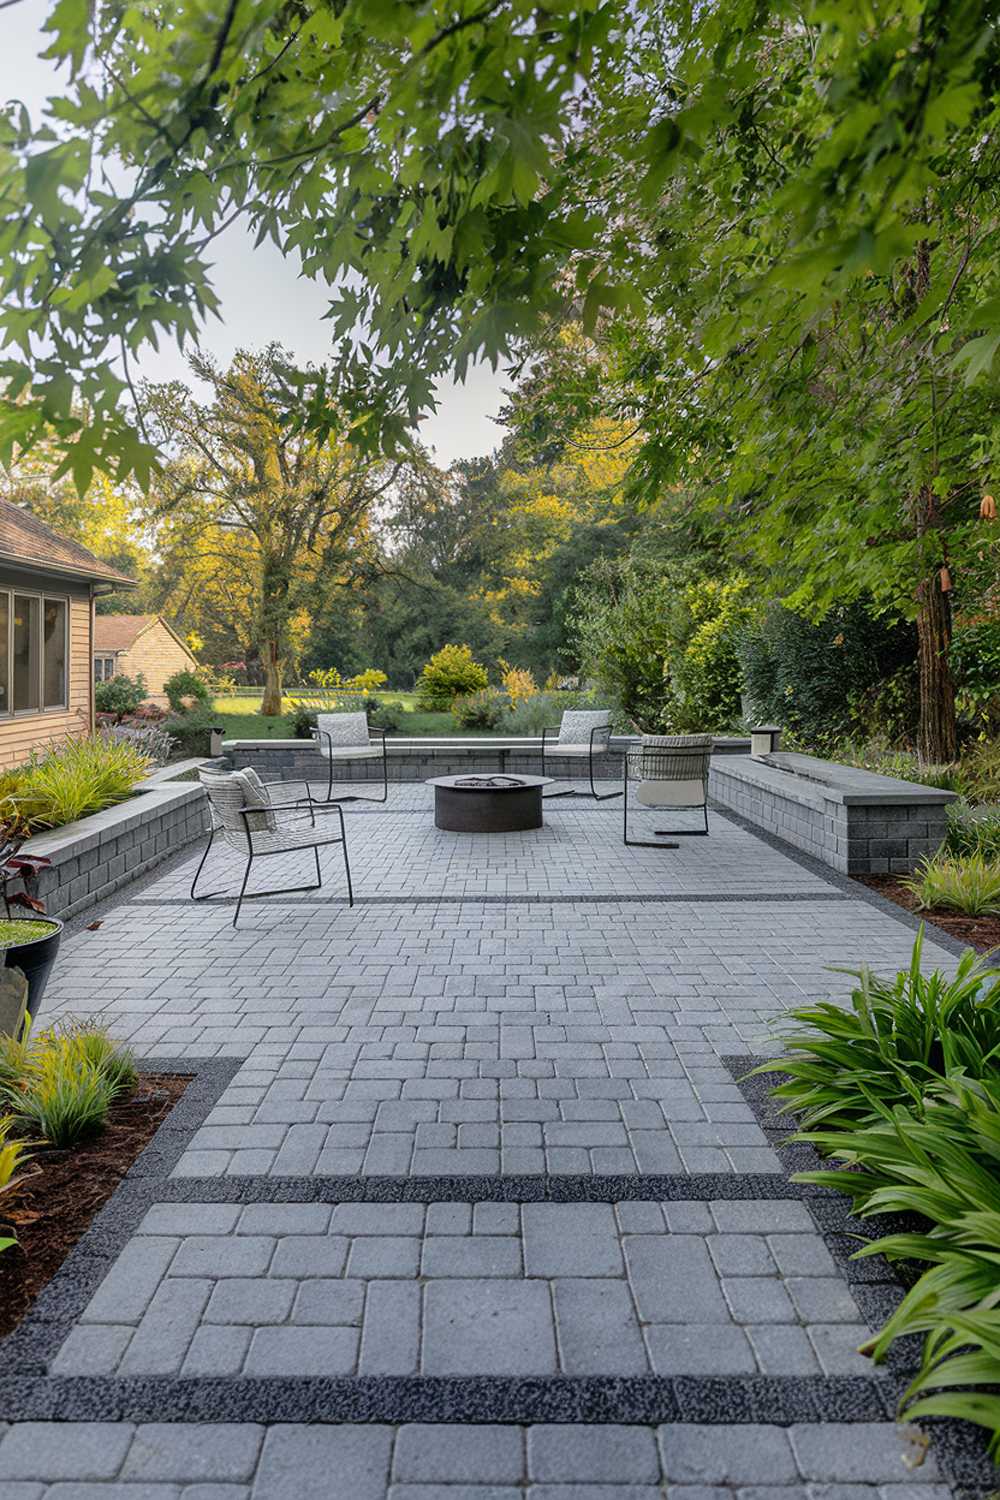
[713,753,958,807]
[22,781,205,863]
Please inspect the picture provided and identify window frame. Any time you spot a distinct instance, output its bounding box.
[94,655,117,685]
[0,587,71,718]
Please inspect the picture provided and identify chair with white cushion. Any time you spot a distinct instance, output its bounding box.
[541,709,621,800]
[191,767,353,926]
[623,734,712,847]
[311,711,388,803]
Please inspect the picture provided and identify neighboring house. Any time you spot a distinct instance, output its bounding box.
[0,497,137,769]
[93,615,197,704]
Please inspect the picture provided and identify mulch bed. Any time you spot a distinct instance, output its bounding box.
[856,875,1000,954]
[0,1073,189,1339]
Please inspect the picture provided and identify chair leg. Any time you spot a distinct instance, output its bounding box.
[341,836,354,907]
[232,855,254,928]
[190,826,218,899]
[589,746,622,801]
[324,743,389,804]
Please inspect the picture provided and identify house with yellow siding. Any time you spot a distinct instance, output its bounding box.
[93,615,197,704]
[0,497,137,770]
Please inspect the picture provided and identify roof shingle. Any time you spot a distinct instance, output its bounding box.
[0,497,137,586]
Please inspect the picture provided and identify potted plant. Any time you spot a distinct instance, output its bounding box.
[0,840,61,1024]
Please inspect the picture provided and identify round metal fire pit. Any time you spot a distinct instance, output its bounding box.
[426,773,553,832]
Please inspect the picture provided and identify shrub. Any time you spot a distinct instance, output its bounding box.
[369,701,405,733]
[902,853,1000,917]
[163,669,211,713]
[101,721,175,766]
[161,706,218,757]
[738,600,917,746]
[343,669,388,694]
[498,660,537,708]
[452,687,510,730]
[0,736,152,837]
[951,619,1000,738]
[415,645,489,710]
[94,673,147,719]
[289,703,318,740]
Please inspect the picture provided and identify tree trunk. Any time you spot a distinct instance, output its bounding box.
[915,572,956,765]
[260,640,283,717]
[910,481,957,764]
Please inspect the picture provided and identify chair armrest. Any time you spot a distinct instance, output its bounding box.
[589,724,612,748]
[368,726,387,744]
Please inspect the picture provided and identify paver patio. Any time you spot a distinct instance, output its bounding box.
[0,781,990,1497]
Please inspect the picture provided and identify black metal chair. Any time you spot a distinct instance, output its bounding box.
[541,710,621,800]
[192,767,353,926]
[623,735,712,848]
[311,711,388,803]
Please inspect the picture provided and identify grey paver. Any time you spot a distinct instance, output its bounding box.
[422,1281,557,1374]
[393,1424,522,1482]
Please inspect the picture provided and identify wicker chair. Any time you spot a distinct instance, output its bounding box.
[541,709,621,800]
[623,734,712,847]
[191,767,353,926]
[310,711,388,803]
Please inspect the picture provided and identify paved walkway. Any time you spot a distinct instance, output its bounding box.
[0,782,988,1497]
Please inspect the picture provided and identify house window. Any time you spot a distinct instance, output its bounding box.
[44,599,67,708]
[94,656,116,683]
[0,589,69,716]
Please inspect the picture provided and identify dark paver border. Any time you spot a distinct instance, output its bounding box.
[153,1171,800,1203]
[126,890,852,907]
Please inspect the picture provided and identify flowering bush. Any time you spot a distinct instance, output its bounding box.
[101,721,176,766]
[498,660,536,708]
[416,645,489,710]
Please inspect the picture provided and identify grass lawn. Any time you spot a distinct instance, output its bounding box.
[211,695,491,739]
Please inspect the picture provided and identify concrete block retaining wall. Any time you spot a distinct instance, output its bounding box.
[18,766,209,920]
[222,735,752,784]
[709,754,955,875]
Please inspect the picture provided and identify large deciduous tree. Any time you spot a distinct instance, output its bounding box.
[143,347,400,714]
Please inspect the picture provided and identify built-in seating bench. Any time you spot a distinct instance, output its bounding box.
[708,751,957,874]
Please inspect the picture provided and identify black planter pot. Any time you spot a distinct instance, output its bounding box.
[2,917,63,1024]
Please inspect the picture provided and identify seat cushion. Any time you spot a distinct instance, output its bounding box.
[558,710,610,745]
[316,712,370,749]
[637,778,706,808]
[545,743,593,757]
[321,743,383,760]
[235,767,276,832]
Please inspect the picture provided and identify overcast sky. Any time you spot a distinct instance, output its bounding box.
[1,8,508,466]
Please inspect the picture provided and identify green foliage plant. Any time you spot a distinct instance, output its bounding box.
[0,736,151,838]
[902,854,1000,917]
[94,673,148,719]
[0,1024,137,1149]
[796,1076,1000,1454]
[753,930,1000,1134]
[951,621,1000,739]
[368,701,404,733]
[758,931,1000,1450]
[0,1116,33,1257]
[452,687,509,730]
[946,804,1000,862]
[161,705,219,757]
[163,669,212,713]
[415,646,489,711]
